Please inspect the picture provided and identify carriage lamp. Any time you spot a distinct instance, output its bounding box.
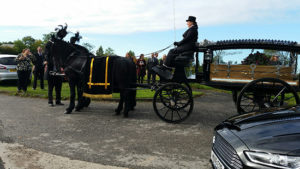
[204,49,212,62]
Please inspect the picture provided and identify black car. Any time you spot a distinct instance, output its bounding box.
[211,107,300,169]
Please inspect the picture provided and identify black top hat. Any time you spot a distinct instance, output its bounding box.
[186,16,196,22]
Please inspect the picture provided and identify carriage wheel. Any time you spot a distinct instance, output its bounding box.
[237,78,299,114]
[153,83,194,123]
[181,81,192,93]
[232,90,238,104]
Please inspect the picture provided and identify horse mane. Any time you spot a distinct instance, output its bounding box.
[72,44,90,54]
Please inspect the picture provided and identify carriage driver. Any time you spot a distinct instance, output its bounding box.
[156,16,198,75]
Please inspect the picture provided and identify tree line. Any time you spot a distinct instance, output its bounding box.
[0,33,134,57]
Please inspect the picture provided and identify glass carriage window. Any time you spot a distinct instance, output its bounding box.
[297,53,300,75]
[213,49,293,66]
[186,52,204,79]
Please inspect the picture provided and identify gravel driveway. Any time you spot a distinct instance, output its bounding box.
[0,90,236,169]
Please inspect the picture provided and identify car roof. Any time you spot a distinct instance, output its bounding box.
[0,54,17,58]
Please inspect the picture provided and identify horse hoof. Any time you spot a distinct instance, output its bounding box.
[115,109,121,115]
[123,113,129,118]
[64,110,72,114]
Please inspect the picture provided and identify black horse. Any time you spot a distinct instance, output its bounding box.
[44,34,137,117]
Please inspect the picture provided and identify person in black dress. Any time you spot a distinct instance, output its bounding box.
[136,54,147,83]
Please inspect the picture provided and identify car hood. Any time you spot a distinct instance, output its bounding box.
[231,117,300,155]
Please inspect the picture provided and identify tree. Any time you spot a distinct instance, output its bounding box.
[31,40,44,52]
[22,36,35,48]
[202,39,214,45]
[104,47,115,56]
[96,46,104,56]
[127,50,135,57]
[264,49,289,65]
[82,42,94,52]
[13,40,26,54]
[15,36,39,52]
[213,50,225,64]
[42,32,55,44]
[0,46,18,54]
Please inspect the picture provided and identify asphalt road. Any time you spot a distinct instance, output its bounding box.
[0,91,236,169]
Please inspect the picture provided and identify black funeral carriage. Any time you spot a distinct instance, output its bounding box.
[150,39,300,123]
[45,25,300,123]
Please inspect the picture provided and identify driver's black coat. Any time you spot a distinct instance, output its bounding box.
[175,25,198,52]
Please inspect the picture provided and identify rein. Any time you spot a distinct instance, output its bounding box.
[144,44,173,56]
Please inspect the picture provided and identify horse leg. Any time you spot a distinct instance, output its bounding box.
[75,82,84,111]
[83,97,91,107]
[123,90,132,118]
[65,80,76,114]
[115,91,124,115]
[130,90,137,111]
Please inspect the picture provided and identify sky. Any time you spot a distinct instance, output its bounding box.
[1,0,300,57]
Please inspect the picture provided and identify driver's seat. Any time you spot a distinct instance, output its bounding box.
[174,51,195,67]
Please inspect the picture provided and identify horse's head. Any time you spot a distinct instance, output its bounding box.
[44,35,69,70]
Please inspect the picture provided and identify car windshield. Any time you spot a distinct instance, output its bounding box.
[0,57,17,65]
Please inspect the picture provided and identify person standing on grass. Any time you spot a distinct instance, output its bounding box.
[147,53,158,84]
[44,54,64,107]
[15,48,33,93]
[159,54,167,66]
[32,46,45,90]
[136,54,146,83]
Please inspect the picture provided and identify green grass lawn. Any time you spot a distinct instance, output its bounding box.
[0,80,203,100]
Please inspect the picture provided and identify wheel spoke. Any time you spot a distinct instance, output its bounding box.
[272,87,286,103]
[251,104,257,111]
[241,94,255,101]
[163,109,170,118]
[159,106,167,111]
[175,110,182,120]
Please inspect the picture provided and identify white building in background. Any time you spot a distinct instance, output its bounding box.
[0,44,14,48]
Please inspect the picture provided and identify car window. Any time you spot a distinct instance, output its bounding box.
[0,57,17,65]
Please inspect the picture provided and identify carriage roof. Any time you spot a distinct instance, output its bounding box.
[197,39,300,53]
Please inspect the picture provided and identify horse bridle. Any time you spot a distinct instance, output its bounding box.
[47,39,88,76]
[47,39,65,73]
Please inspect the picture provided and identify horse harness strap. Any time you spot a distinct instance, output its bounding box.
[87,56,110,89]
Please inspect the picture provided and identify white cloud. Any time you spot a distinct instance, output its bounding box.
[1,0,300,34]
